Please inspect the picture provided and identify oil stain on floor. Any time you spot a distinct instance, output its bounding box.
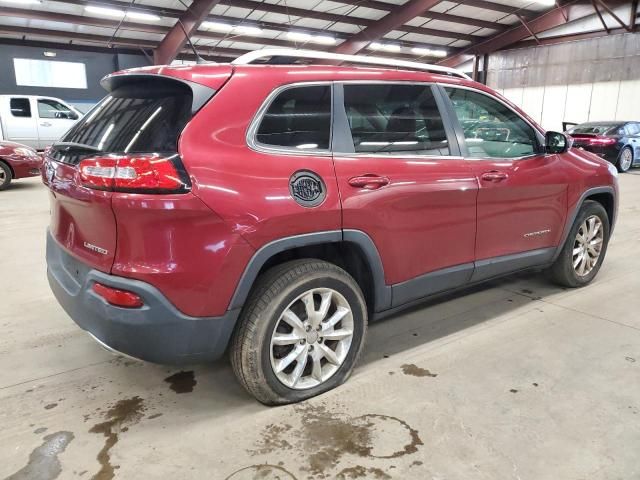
[400,364,438,378]
[88,396,146,480]
[163,371,197,394]
[251,403,423,477]
[336,465,392,479]
[4,431,74,480]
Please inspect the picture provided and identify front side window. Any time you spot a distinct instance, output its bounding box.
[255,85,331,150]
[445,88,538,159]
[10,98,31,118]
[38,99,78,120]
[343,83,450,155]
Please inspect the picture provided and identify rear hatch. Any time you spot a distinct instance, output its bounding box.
[568,124,620,151]
[43,69,231,272]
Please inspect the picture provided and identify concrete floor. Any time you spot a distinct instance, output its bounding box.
[1,173,639,480]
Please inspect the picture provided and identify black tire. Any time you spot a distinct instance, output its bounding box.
[230,259,368,405]
[0,161,12,191]
[617,146,633,173]
[550,200,610,288]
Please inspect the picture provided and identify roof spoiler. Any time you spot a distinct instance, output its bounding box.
[100,73,216,114]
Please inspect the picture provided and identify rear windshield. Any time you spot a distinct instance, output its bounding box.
[57,83,193,161]
[568,123,621,135]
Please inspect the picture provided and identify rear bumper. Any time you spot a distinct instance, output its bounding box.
[46,231,239,365]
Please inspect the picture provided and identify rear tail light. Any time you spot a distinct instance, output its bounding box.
[587,137,617,146]
[78,153,190,193]
[93,282,144,308]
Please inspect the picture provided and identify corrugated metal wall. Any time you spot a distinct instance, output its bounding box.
[486,33,640,131]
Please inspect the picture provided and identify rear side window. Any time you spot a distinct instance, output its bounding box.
[445,87,538,159]
[10,98,31,118]
[61,83,193,155]
[255,85,331,151]
[343,84,450,155]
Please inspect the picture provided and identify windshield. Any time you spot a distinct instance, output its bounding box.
[54,83,193,163]
[568,123,621,135]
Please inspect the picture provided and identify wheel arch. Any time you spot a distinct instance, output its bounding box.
[553,186,616,262]
[228,230,392,314]
[0,158,15,177]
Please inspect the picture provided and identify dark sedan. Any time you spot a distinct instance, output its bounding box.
[566,121,640,173]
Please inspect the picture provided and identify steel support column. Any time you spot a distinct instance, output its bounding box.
[333,0,441,55]
[154,0,220,65]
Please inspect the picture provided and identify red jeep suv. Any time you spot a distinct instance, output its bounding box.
[44,50,618,405]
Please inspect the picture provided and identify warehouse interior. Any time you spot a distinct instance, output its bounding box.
[1,1,639,479]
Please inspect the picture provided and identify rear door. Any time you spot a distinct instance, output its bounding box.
[1,96,38,148]
[332,82,478,307]
[441,86,568,281]
[44,76,213,272]
[36,98,80,149]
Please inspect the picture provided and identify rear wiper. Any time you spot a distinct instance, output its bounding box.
[51,142,102,153]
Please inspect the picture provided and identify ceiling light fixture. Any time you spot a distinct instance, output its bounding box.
[369,42,401,52]
[312,35,336,45]
[201,21,233,31]
[85,5,160,21]
[43,51,57,57]
[234,25,263,36]
[285,31,336,45]
[126,10,161,21]
[2,0,42,4]
[287,31,312,42]
[411,47,447,57]
[85,5,124,17]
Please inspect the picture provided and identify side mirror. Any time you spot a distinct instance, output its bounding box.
[545,131,572,154]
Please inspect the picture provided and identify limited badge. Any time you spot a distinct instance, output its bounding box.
[289,170,326,208]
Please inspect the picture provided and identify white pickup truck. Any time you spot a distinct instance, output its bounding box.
[0,95,83,150]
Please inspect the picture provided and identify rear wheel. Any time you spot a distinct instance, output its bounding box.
[0,162,12,191]
[618,146,633,173]
[230,259,367,405]
[550,200,610,288]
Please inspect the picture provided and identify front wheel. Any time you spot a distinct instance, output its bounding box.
[550,200,610,288]
[230,259,368,405]
[0,162,12,191]
[617,146,633,173]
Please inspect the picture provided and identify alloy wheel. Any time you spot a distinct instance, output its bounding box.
[572,215,604,277]
[620,149,633,171]
[270,288,354,390]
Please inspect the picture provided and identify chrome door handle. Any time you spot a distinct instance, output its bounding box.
[40,122,52,127]
[348,175,390,190]
[481,171,508,182]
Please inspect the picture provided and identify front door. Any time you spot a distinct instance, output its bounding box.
[36,98,80,149]
[441,86,568,281]
[332,83,478,307]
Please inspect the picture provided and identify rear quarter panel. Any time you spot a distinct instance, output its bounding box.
[178,67,342,250]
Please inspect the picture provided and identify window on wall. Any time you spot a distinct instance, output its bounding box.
[445,87,539,159]
[10,98,31,118]
[38,99,78,120]
[256,85,331,150]
[343,83,450,155]
[14,58,88,89]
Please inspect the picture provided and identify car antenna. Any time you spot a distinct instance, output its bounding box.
[177,19,210,65]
